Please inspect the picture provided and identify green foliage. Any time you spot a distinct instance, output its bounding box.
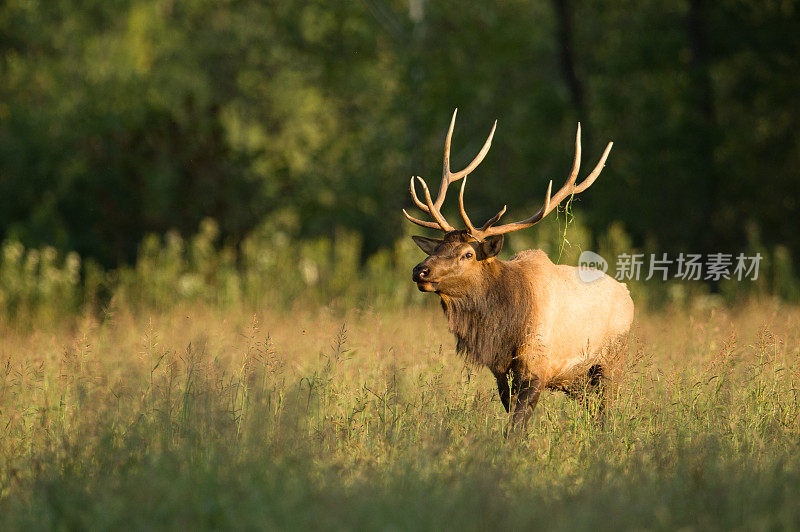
[1,1,799,270]
[90,218,422,316]
[0,217,796,326]
[0,240,80,325]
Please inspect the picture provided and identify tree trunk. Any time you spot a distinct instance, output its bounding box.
[686,0,721,258]
[553,0,587,124]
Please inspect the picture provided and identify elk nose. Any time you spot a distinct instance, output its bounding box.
[412,265,430,282]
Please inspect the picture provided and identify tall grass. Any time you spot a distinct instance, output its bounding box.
[1,300,799,529]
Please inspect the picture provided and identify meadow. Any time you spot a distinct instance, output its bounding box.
[3,2,799,528]
[1,294,799,530]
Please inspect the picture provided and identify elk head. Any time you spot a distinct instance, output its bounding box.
[404,109,613,295]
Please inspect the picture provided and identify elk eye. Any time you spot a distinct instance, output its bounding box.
[462,252,473,260]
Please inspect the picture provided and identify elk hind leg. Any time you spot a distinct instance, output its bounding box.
[584,364,607,424]
[562,364,606,424]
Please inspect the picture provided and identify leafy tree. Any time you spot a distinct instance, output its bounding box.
[0,0,798,269]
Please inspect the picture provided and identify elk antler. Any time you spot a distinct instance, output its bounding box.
[402,109,497,232]
[403,112,613,241]
[472,124,612,239]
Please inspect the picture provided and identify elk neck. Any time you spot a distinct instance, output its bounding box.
[438,258,532,371]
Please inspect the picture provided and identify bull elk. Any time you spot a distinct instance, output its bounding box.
[404,110,634,431]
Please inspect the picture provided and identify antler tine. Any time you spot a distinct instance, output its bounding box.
[402,209,442,230]
[416,176,455,232]
[447,120,497,183]
[542,180,553,216]
[458,176,477,233]
[409,176,430,212]
[541,123,582,211]
[574,141,613,193]
[491,179,551,231]
[566,123,582,188]
[439,108,458,205]
[480,205,507,231]
[435,110,497,210]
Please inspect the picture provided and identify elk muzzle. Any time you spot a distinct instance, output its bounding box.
[412,261,439,292]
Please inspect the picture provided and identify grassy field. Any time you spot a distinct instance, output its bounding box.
[1,299,799,530]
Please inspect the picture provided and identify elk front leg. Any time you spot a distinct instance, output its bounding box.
[504,376,542,435]
[494,371,510,413]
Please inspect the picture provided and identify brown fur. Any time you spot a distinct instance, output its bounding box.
[413,231,634,421]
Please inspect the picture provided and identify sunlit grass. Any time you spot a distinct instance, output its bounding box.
[1,299,799,529]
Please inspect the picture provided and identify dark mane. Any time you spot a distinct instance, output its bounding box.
[440,261,533,372]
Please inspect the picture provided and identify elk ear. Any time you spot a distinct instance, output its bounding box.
[480,235,504,258]
[411,236,442,255]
